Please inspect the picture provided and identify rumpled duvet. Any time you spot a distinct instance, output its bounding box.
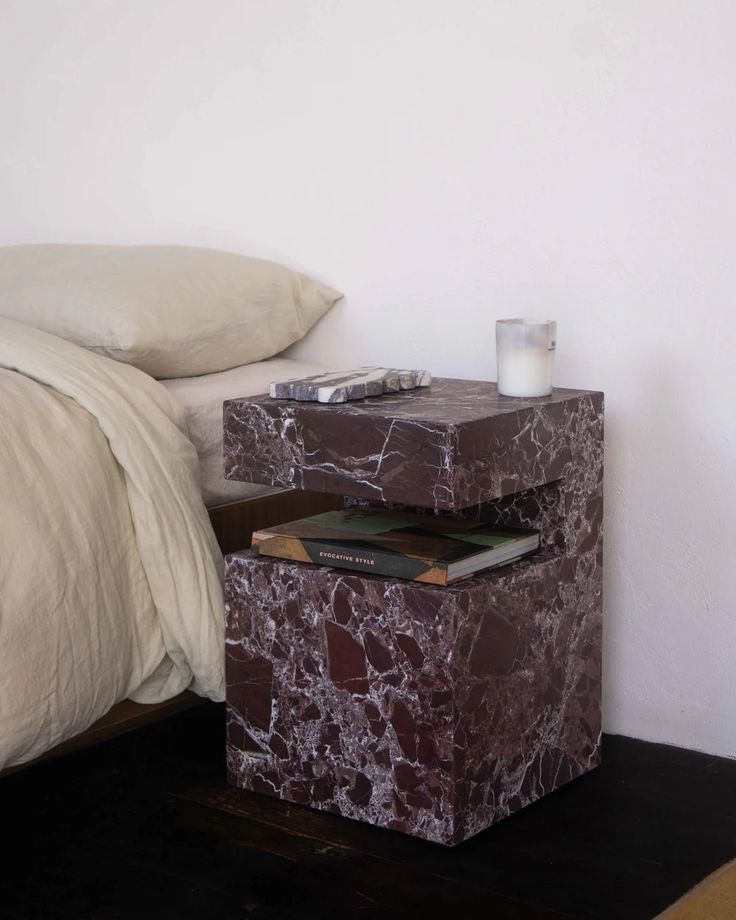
[0,319,225,770]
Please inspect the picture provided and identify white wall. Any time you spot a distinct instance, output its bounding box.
[1,0,735,757]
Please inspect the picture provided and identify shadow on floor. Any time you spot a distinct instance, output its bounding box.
[1,704,734,920]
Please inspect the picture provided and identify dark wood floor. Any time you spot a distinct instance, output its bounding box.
[1,705,734,920]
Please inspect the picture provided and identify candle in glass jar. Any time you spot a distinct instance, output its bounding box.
[496,319,556,398]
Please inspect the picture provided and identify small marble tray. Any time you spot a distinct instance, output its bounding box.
[270,367,432,403]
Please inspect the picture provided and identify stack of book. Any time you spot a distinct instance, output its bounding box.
[251,507,539,586]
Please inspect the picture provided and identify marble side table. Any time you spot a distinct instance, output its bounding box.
[223,379,604,846]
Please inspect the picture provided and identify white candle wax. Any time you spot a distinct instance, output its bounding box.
[495,319,556,397]
[496,346,554,397]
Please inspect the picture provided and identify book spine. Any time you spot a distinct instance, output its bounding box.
[254,536,449,585]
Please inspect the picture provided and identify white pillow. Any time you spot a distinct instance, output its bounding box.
[0,244,342,378]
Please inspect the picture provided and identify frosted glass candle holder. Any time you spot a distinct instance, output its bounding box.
[496,319,557,398]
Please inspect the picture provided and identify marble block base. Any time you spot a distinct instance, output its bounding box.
[225,545,602,846]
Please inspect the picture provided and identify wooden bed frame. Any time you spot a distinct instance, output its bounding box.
[3,489,341,776]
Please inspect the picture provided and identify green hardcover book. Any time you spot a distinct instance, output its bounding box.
[251,507,539,585]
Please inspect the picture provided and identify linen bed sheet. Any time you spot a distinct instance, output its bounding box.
[160,357,327,508]
[0,319,225,771]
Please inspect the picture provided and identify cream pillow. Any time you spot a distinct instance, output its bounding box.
[0,244,342,378]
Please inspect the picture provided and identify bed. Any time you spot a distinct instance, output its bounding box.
[0,244,342,773]
[160,356,328,510]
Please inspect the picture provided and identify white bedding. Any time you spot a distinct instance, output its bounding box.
[161,357,326,508]
[0,319,225,770]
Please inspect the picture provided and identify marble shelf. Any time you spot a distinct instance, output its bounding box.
[224,379,604,845]
[224,378,602,511]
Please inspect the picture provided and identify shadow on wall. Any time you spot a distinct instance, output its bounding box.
[601,354,736,750]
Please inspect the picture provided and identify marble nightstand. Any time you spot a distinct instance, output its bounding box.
[223,379,604,846]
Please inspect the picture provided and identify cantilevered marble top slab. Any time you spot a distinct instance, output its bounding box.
[224,378,603,510]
